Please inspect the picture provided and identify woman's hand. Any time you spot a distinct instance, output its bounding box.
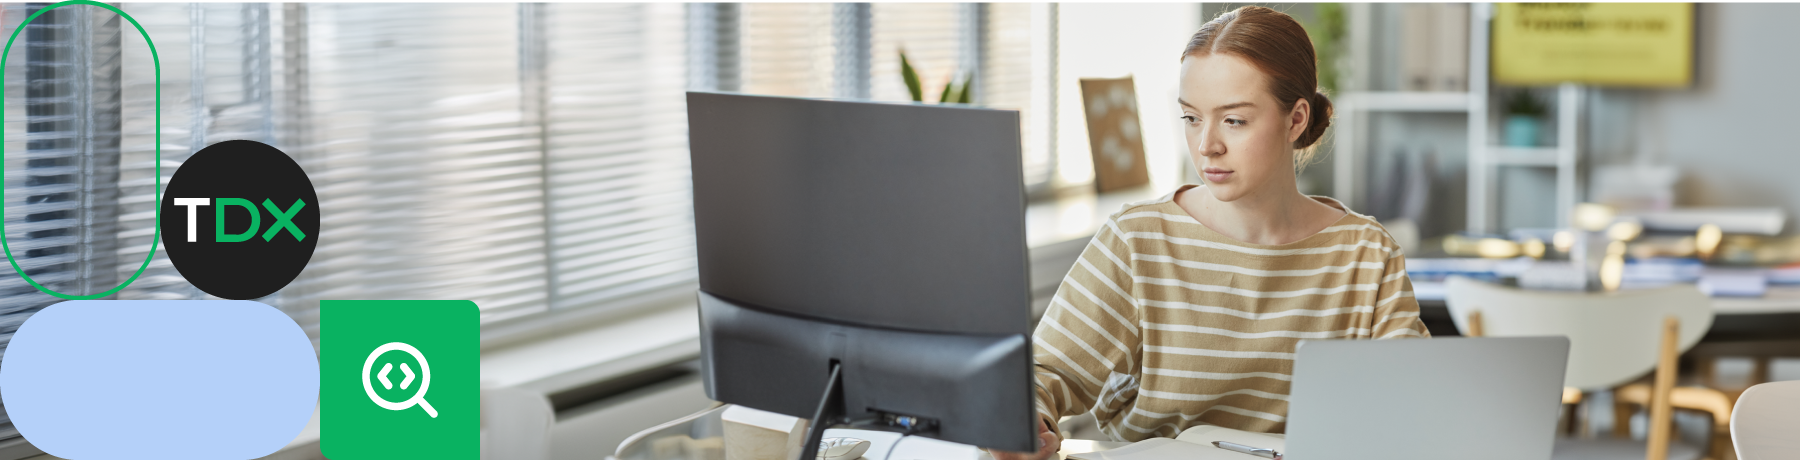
[989,417,1061,460]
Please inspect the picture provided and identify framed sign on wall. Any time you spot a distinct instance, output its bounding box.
[1492,3,1695,87]
[1079,77,1151,193]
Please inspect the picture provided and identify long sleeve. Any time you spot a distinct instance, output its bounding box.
[1024,187,1431,440]
[1369,251,1430,339]
[1031,218,1143,434]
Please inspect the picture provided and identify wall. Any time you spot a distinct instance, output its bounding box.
[1587,3,1800,235]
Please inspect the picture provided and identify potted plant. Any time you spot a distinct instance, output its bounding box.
[1503,90,1547,147]
[900,49,973,104]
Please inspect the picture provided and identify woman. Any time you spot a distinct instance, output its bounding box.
[994,7,1428,460]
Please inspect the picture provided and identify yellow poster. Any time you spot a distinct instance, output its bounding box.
[1492,3,1693,87]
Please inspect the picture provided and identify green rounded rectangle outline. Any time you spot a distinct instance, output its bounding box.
[0,0,164,299]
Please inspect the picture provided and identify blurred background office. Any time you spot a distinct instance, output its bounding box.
[0,3,1797,460]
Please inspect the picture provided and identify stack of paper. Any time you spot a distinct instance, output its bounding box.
[1769,264,1800,285]
[1697,268,1769,298]
[1632,207,1786,236]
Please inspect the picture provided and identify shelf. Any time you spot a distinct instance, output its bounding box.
[1336,4,1581,233]
[1341,91,1470,112]
[1483,146,1561,166]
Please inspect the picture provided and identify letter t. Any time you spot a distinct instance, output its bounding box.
[174,198,211,242]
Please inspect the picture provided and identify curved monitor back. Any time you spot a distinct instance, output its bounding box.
[687,92,1030,336]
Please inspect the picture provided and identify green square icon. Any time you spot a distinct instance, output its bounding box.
[322,300,479,459]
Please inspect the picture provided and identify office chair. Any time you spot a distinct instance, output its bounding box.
[1446,276,1721,460]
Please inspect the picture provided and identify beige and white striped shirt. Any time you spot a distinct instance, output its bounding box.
[1032,184,1429,441]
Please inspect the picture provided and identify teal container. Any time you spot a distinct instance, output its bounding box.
[1505,115,1542,147]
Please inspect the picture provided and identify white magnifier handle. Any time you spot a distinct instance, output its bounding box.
[417,399,438,418]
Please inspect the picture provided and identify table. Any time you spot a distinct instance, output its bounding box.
[609,405,1132,460]
[1417,285,1800,342]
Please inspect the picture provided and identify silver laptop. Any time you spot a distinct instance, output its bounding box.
[1284,337,1570,460]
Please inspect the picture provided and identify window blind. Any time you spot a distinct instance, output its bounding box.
[737,3,839,98]
[0,1,1055,441]
[291,3,549,325]
[113,4,273,307]
[0,3,125,438]
[983,3,1057,193]
[869,3,968,103]
[115,3,698,335]
[539,3,696,312]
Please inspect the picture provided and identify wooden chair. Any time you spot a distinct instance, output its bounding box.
[1730,380,1800,460]
[1446,276,1721,460]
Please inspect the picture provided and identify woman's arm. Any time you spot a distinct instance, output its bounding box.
[1368,252,1430,339]
[1031,218,1146,435]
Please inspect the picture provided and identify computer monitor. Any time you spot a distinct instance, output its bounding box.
[687,91,1036,457]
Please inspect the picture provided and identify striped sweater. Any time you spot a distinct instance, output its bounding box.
[1032,184,1429,441]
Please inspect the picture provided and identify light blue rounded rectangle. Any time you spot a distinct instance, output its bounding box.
[0,300,318,459]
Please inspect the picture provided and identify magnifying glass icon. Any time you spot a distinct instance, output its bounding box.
[361,342,437,418]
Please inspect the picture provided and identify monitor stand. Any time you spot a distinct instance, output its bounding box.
[797,362,845,460]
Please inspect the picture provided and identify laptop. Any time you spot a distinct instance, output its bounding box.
[1284,336,1571,460]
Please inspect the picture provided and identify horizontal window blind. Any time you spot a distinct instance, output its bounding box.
[115,3,269,306]
[870,3,968,103]
[737,3,838,98]
[0,1,1057,440]
[984,3,1057,192]
[0,3,126,438]
[294,3,549,324]
[540,3,696,312]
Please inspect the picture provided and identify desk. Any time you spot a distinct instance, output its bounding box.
[1416,284,1800,341]
[610,406,1133,460]
[1710,286,1800,315]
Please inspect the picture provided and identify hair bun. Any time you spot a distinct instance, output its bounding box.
[1295,90,1334,149]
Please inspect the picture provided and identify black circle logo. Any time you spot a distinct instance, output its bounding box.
[159,140,319,300]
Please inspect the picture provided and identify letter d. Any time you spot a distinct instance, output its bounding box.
[215,198,261,243]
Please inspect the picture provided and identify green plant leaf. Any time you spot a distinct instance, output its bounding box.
[1305,3,1346,94]
[957,71,974,104]
[900,49,923,102]
[938,78,958,104]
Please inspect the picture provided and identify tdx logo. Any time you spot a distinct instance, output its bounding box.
[160,140,319,300]
[172,198,308,243]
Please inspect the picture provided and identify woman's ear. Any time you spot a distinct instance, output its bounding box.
[1288,97,1311,144]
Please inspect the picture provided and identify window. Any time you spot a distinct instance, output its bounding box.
[1054,4,1200,191]
[0,2,1065,442]
[0,3,125,438]
[537,4,696,314]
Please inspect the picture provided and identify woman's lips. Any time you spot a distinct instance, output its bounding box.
[1203,167,1233,183]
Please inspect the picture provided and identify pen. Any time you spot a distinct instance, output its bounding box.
[1211,441,1282,459]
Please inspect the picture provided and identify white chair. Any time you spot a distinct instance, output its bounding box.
[1446,276,1720,460]
[1730,380,1800,460]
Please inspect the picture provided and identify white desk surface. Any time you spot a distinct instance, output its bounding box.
[1710,285,1800,315]
[1415,281,1800,316]
[827,428,1129,460]
[1025,185,1166,249]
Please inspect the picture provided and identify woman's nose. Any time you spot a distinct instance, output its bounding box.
[1196,126,1224,157]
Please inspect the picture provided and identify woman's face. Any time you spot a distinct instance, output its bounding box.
[1177,53,1309,203]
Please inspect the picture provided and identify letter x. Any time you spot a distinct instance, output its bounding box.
[261,199,307,242]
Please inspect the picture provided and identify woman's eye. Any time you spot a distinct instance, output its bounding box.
[1225,118,1246,126]
[1180,115,1199,123]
